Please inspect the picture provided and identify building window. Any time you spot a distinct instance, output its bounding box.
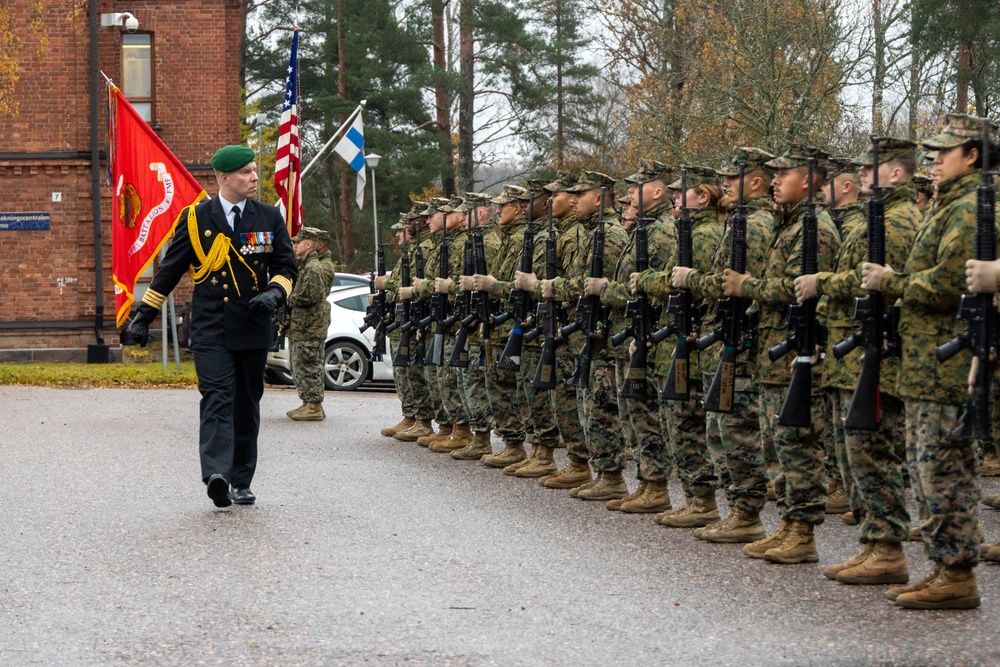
[122,33,154,122]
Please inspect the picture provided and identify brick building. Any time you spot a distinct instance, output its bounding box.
[0,0,245,357]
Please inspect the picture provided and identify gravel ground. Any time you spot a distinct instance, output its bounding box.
[2,385,999,666]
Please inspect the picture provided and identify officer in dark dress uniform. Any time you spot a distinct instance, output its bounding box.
[125,145,297,508]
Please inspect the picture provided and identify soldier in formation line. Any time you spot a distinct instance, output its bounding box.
[372,112,997,611]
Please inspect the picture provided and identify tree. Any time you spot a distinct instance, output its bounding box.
[0,0,50,116]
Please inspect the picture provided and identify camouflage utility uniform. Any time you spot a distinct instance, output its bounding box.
[288,246,336,403]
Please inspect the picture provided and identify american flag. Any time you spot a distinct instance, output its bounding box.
[274,29,302,237]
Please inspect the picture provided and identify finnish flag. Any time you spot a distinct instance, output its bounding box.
[334,114,367,209]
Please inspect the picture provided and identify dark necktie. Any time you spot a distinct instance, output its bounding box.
[231,206,241,231]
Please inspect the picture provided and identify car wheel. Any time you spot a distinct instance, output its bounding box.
[323,340,369,391]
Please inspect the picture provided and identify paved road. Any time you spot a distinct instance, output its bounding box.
[2,385,1000,666]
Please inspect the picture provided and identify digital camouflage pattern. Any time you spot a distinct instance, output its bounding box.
[708,390,768,513]
[291,340,325,403]
[287,248,336,404]
[661,396,714,497]
[835,200,865,241]
[615,358,670,481]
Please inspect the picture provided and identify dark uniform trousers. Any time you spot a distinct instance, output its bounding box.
[142,195,296,487]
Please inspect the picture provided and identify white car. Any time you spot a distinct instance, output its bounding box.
[266,281,395,391]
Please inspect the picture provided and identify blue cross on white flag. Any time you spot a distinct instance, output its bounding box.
[334,114,366,209]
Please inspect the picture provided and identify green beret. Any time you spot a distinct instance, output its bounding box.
[211,145,256,173]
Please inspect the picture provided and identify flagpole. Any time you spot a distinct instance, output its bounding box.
[301,101,367,182]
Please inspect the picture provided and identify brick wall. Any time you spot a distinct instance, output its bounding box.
[0,0,244,350]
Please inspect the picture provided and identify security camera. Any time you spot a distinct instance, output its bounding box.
[124,14,139,33]
[101,12,139,32]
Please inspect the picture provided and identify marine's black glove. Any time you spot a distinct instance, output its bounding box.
[249,286,284,317]
[123,304,159,347]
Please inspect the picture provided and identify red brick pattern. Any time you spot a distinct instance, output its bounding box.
[0,0,243,349]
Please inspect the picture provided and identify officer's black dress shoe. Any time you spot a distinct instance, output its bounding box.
[232,487,256,505]
[207,474,232,508]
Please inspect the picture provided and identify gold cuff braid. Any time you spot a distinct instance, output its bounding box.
[270,275,293,297]
[141,288,167,309]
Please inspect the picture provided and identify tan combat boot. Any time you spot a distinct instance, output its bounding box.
[654,495,692,524]
[823,543,875,581]
[381,416,415,437]
[575,470,628,501]
[698,507,767,543]
[417,424,453,447]
[896,566,980,609]
[541,460,593,489]
[743,521,791,559]
[482,442,526,468]
[983,493,1000,509]
[825,478,849,514]
[981,450,1000,477]
[618,480,671,513]
[663,492,720,528]
[837,541,908,585]
[606,481,646,511]
[394,419,434,442]
[763,521,819,564]
[842,511,857,526]
[885,563,943,601]
[569,476,600,497]
[766,482,777,501]
[984,542,1000,563]
[513,445,557,478]
[503,446,537,476]
[451,430,493,460]
[287,402,325,421]
[430,423,474,452]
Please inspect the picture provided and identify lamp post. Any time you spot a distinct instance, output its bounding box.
[365,153,382,261]
[254,112,266,185]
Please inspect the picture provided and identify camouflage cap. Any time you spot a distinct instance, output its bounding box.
[292,226,329,243]
[464,192,493,207]
[852,137,918,167]
[623,158,672,184]
[922,150,938,164]
[922,113,996,150]
[438,195,464,213]
[567,170,617,193]
[828,156,859,175]
[913,173,934,188]
[391,220,408,231]
[765,144,830,170]
[406,201,428,219]
[667,166,719,190]
[543,171,578,193]
[617,194,631,206]
[492,184,527,205]
[423,196,452,215]
[717,147,777,177]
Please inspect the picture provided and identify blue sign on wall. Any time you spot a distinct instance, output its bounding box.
[0,212,51,231]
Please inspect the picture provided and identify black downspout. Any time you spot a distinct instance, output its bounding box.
[89,0,109,362]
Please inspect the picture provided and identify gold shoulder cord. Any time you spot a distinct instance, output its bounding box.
[184,206,259,296]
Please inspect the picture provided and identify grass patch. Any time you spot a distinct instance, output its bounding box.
[0,361,199,389]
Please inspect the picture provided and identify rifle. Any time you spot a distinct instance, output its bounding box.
[531,199,561,390]
[660,169,698,402]
[831,136,893,430]
[423,222,452,366]
[612,182,656,398]
[448,207,478,367]
[699,162,755,413]
[405,226,428,367]
[767,158,822,428]
[495,199,538,371]
[562,187,611,388]
[360,243,388,362]
[935,121,998,441]
[388,224,412,368]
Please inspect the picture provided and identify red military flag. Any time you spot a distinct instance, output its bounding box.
[274,29,303,237]
[108,84,206,326]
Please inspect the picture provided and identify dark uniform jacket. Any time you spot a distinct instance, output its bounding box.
[141,196,297,351]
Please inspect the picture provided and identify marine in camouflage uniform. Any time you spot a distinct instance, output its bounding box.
[723,145,842,564]
[802,138,922,585]
[286,226,337,421]
[548,171,630,501]
[675,148,775,542]
[509,172,587,478]
[597,160,677,512]
[417,195,474,453]
[866,114,996,610]
[636,166,724,528]
[450,193,502,460]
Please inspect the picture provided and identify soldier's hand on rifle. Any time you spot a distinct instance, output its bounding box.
[968,356,979,395]
[965,258,1000,293]
[794,274,819,302]
[459,275,476,292]
[672,266,695,289]
[860,262,893,291]
[398,286,414,300]
[514,271,538,292]
[541,279,555,300]
[721,269,750,297]
[472,274,496,292]
[628,272,640,295]
[435,277,454,294]
[412,277,426,292]
[584,277,608,297]
[374,275,390,290]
